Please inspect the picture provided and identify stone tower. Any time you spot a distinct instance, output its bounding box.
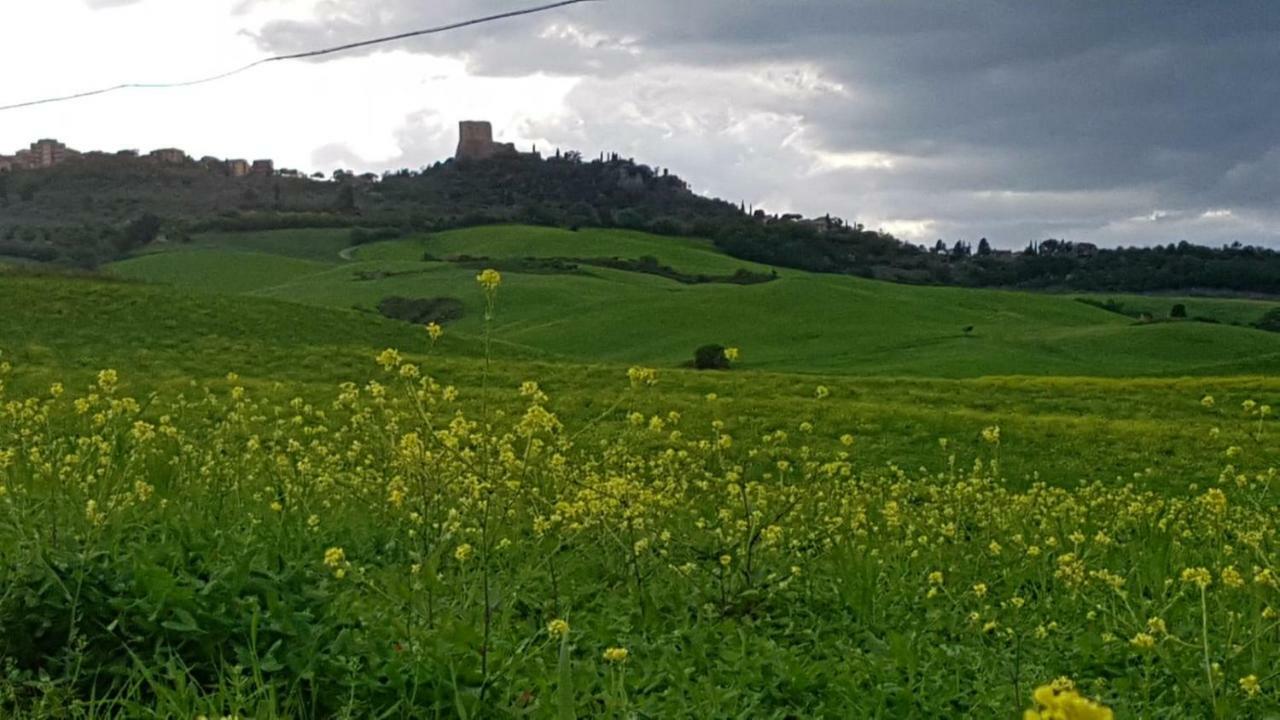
[456,120,497,161]
[455,120,519,162]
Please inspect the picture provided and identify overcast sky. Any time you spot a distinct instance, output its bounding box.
[2,0,1278,249]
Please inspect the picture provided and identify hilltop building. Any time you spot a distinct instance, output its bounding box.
[250,159,274,176]
[455,120,526,161]
[148,148,188,164]
[26,138,79,168]
[226,159,250,177]
[2,138,80,169]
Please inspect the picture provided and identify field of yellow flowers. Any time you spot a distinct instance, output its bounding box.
[1,273,1278,718]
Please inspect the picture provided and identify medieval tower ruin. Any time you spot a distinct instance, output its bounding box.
[455,121,519,161]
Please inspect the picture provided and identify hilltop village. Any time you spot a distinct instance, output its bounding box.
[0,138,280,178]
[0,121,680,190]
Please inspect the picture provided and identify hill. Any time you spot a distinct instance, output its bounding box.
[9,149,1280,296]
[2,265,1277,491]
[106,224,1280,377]
[5,258,1280,718]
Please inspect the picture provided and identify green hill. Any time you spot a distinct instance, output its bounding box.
[105,224,1280,378]
[3,266,1278,492]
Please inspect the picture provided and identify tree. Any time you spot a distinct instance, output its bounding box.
[977,238,992,256]
[333,185,357,214]
[1170,303,1187,319]
[114,213,163,252]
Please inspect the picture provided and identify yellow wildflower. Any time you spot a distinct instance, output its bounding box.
[1221,565,1244,589]
[627,366,658,388]
[602,647,629,664]
[1024,680,1113,720]
[1130,633,1155,650]
[324,547,345,568]
[547,618,570,639]
[1240,675,1260,698]
[375,348,403,371]
[476,268,502,290]
[981,425,1001,445]
[1181,567,1212,590]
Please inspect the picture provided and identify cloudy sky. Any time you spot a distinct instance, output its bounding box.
[2,0,1277,248]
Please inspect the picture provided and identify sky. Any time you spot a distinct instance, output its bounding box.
[1,0,1278,249]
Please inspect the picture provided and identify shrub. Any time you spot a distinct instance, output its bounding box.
[1170,303,1187,318]
[350,226,404,245]
[694,344,730,370]
[1256,307,1280,333]
[375,296,464,325]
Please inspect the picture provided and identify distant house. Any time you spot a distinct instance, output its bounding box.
[226,159,250,177]
[0,155,14,173]
[148,148,188,164]
[22,138,79,168]
[250,159,275,176]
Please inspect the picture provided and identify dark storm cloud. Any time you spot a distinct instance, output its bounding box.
[251,1,1280,247]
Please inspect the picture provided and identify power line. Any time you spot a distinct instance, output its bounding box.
[0,0,600,113]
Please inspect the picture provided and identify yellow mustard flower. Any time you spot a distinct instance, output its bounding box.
[547,618,570,639]
[476,268,502,290]
[1240,675,1261,698]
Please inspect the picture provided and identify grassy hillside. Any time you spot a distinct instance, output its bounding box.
[1075,291,1280,326]
[1,269,1276,490]
[4,268,1280,717]
[106,224,1280,377]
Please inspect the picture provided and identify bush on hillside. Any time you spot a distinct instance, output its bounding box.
[1170,303,1187,318]
[1255,307,1280,333]
[350,227,404,245]
[694,344,730,370]
[376,296,464,325]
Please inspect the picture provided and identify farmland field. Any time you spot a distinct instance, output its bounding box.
[108,225,1280,377]
[3,229,1280,717]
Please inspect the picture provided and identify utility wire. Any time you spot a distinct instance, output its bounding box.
[0,0,599,113]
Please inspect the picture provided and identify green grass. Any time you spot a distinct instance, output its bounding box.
[3,272,1278,492]
[2,271,1279,717]
[354,224,772,275]
[1076,292,1280,326]
[104,225,1280,378]
[110,249,336,295]
[159,228,356,262]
